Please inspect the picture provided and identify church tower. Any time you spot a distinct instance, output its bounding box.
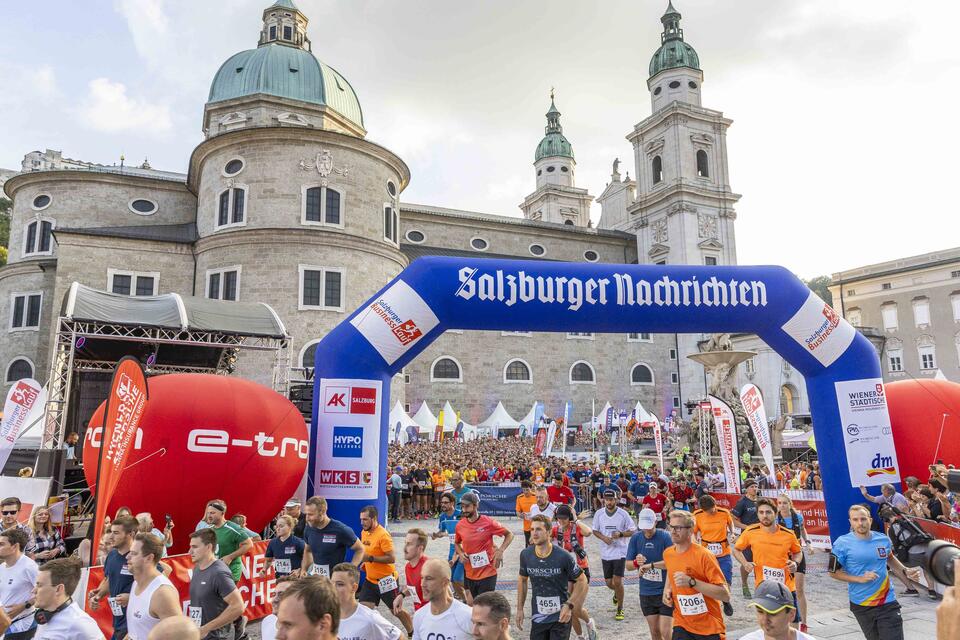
[520,92,592,226]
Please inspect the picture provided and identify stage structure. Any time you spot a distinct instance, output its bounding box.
[310,257,901,543]
[39,283,290,464]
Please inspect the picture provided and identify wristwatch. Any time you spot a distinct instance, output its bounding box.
[688,577,697,588]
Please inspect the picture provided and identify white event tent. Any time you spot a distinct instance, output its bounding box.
[388,401,419,444]
[517,402,540,433]
[411,401,438,436]
[477,401,520,437]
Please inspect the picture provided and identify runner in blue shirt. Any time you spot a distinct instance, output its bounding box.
[263,515,305,577]
[301,496,363,578]
[626,508,674,640]
[450,476,474,509]
[829,504,921,640]
[432,491,466,601]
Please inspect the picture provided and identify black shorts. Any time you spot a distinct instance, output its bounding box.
[524,530,532,546]
[601,558,626,579]
[742,547,753,563]
[795,552,807,574]
[672,627,722,640]
[464,574,498,598]
[640,593,674,617]
[357,579,400,607]
[850,601,903,640]
[530,621,572,640]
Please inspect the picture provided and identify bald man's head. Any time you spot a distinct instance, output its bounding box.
[147,616,200,640]
[421,557,452,601]
[424,557,451,580]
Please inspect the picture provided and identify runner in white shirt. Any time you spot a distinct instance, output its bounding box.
[259,574,297,640]
[590,488,637,621]
[528,488,557,522]
[332,562,406,640]
[32,557,104,639]
[125,533,182,639]
[413,558,474,640]
[0,527,39,636]
[739,580,817,640]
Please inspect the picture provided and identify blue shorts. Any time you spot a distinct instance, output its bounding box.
[451,557,464,583]
[716,554,733,585]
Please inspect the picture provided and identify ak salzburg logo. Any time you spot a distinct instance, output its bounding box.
[323,386,377,415]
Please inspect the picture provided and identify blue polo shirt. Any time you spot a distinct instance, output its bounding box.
[265,534,306,576]
[626,529,673,596]
[833,530,896,606]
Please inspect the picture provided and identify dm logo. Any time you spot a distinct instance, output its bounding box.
[865,452,896,477]
[332,426,364,458]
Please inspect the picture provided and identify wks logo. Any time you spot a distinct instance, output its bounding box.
[866,452,897,477]
[332,427,363,458]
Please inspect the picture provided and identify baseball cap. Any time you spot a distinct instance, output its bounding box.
[555,504,574,520]
[602,488,617,498]
[744,479,758,489]
[637,508,657,529]
[751,580,796,614]
[460,491,480,506]
[284,499,300,508]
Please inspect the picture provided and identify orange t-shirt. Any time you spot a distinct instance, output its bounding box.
[663,543,727,637]
[455,514,508,580]
[361,524,397,584]
[734,524,801,591]
[515,493,538,532]
[693,508,733,557]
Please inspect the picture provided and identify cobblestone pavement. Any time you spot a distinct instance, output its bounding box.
[245,515,943,639]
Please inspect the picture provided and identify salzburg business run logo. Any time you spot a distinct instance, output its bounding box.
[323,386,377,415]
[370,296,423,345]
[802,304,842,353]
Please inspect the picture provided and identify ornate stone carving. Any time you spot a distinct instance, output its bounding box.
[277,112,309,127]
[667,202,697,215]
[704,333,733,352]
[651,218,668,243]
[219,112,247,127]
[690,132,714,146]
[644,138,665,156]
[299,149,350,187]
[698,212,718,239]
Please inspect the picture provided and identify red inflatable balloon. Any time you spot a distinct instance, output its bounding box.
[886,379,960,483]
[83,374,308,552]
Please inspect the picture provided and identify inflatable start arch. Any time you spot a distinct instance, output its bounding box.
[310,257,901,541]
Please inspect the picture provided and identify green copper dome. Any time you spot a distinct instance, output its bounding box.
[648,2,700,78]
[534,97,574,162]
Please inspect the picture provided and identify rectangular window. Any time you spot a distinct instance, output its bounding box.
[108,270,159,297]
[112,274,131,295]
[669,348,677,360]
[952,270,960,278]
[744,357,756,375]
[218,191,230,226]
[10,293,42,331]
[135,276,155,297]
[672,396,681,408]
[269,25,276,39]
[882,305,898,331]
[232,189,245,224]
[920,346,936,370]
[882,283,892,290]
[302,187,342,226]
[567,332,594,339]
[848,289,856,296]
[383,205,398,243]
[299,266,344,311]
[913,299,931,327]
[502,331,532,337]
[888,350,903,373]
[216,188,246,229]
[704,256,718,266]
[847,309,862,327]
[283,25,292,40]
[39,221,52,252]
[25,223,37,255]
[325,189,340,225]
[952,296,960,322]
[305,187,322,222]
[206,267,241,301]
[627,333,652,342]
[671,372,679,384]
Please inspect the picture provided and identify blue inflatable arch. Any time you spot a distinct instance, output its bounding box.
[310,257,898,541]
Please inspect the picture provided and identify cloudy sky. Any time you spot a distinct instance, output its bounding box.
[2,1,957,278]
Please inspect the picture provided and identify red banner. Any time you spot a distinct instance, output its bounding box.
[709,492,832,548]
[92,357,148,557]
[83,540,275,636]
[534,428,548,456]
[917,519,960,547]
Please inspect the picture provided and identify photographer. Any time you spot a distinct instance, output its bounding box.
[937,558,960,640]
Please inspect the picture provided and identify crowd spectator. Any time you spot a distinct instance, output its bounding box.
[29,507,65,565]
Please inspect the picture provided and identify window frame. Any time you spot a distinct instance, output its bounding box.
[913,298,931,328]
[214,185,249,231]
[887,349,903,373]
[127,198,158,216]
[627,333,653,342]
[881,304,899,331]
[298,264,346,312]
[405,229,426,244]
[952,294,960,322]
[528,243,546,257]
[583,250,599,263]
[22,217,55,257]
[430,356,463,383]
[469,236,489,252]
[696,149,710,178]
[383,203,399,245]
[503,358,533,384]
[8,291,43,332]
[298,340,321,370]
[300,184,345,228]
[501,331,532,337]
[222,157,245,177]
[5,357,35,384]
[566,332,594,340]
[569,360,596,385]
[30,194,52,211]
[205,265,242,301]
[107,269,159,297]
[630,362,655,386]
[919,345,937,370]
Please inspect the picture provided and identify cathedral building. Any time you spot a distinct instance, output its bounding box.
[1,1,794,430]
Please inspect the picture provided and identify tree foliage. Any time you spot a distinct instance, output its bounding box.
[0,197,10,267]
[802,275,833,306]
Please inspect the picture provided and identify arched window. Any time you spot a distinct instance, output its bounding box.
[652,156,663,184]
[300,341,320,369]
[5,358,33,383]
[303,186,342,226]
[569,361,595,384]
[630,363,654,385]
[503,359,532,383]
[780,384,798,415]
[216,186,246,228]
[431,357,462,382]
[696,150,709,178]
[23,218,54,256]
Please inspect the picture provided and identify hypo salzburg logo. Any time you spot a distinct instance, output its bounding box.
[332,427,363,458]
[350,387,377,415]
[866,452,897,477]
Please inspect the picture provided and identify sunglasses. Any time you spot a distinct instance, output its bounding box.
[1,510,17,516]
[668,525,692,531]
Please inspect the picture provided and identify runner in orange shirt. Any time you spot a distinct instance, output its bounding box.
[732,498,803,625]
[454,492,515,603]
[693,494,736,616]
[356,505,414,635]
[662,509,731,640]
[514,481,537,546]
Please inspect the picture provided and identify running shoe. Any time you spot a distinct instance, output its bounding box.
[723,601,734,616]
[614,609,624,621]
[741,585,751,598]
[587,620,599,640]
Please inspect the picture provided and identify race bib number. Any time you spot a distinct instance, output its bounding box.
[674,501,684,509]
[762,566,786,584]
[322,534,337,544]
[655,512,663,522]
[641,568,663,582]
[448,532,456,545]
[309,564,330,577]
[188,606,203,627]
[409,588,421,604]
[378,575,399,594]
[536,596,561,615]
[469,551,490,568]
[274,559,292,574]
[108,597,124,617]
[401,483,409,490]
[706,542,723,555]
[676,593,708,616]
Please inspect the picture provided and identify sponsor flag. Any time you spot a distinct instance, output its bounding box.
[544,421,558,456]
[653,414,664,470]
[708,394,741,493]
[739,384,775,477]
[394,421,402,444]
[455,411,464,440]
[533,402,545,434]
[534,428,548,456]
[561,401,571,455]
[605,407,614,433]
[405,424,419,444]
[92,357,148,560]
[0,379,45,472]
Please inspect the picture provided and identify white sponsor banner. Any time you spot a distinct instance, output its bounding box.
[313,379,383,499]
[708,395,741,494]
[653,415,664,470]
[0,476,52,521]
[835,378,901,487]
[781,291,855,367]
[739,384,775,475]
[350,280,440,366]
[0,379,45,471]
[544,421,558,456]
